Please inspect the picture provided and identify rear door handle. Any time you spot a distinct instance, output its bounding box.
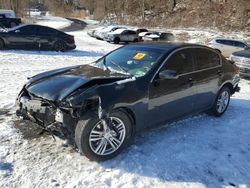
[218,70,223,76]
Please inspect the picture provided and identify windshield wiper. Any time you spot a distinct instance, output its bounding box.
[108,60,131,76]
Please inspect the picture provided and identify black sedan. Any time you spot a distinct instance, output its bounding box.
[0,24,76,51]
[16,43,240,161]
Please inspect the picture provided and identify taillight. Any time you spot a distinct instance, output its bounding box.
[234,66,240,73]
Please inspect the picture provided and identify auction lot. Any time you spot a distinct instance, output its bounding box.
[0,20,250,188]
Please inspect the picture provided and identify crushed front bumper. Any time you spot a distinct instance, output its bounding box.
[16,91,77,139]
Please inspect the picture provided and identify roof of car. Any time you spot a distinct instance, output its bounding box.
[232,50,250,58]
[109,28,128,34]
[127,42,209,51]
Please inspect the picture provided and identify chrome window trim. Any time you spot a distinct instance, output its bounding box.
[150,46,222,83]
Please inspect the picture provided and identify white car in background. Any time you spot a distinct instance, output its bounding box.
[229,50,250,77]
[143,32,175,42]
[104,28,139,44]
[95,25,127,40]
[87,26,105,37]
[208,38,249,57]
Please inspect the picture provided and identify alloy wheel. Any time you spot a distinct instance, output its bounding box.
[89,117,126,156]
[216,90,230,113]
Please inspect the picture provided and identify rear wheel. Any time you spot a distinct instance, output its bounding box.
[133,38,139,42]
[54,40,66,52]
[75,110,133,161]
[114,37,120,44]
[0,39,5,50]
[211,87,231,116]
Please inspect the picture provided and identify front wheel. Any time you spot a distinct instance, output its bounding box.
[75,110,133,161]
[114,37,120,44]
[211,87,231,116]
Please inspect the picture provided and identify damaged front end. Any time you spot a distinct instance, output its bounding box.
[16,86,80,139]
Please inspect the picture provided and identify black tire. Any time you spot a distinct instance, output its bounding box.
[211,86,231,116]
[10,22,17,28]
[75,110,133,161]
[0,39,4,50]
[114,37,120,44]
[54,40,66,52]
[133,38,139,42]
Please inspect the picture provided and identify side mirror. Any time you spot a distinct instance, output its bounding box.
[159,69,179,80]
[15,30,20,33]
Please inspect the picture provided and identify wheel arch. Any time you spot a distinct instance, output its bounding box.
[114,107,136,133]
[219,81,234,95]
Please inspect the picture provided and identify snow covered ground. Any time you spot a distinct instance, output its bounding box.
[0,18,250,188]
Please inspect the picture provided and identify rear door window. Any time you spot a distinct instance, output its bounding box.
[194,48,221,70]
[128,30,136,35]
[164,49,194,75]
[234,41,246,48]
[38,26,57,35]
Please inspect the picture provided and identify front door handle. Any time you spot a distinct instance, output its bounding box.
[188,78,194,86]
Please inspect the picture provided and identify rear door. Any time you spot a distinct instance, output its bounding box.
[36,26,58,49]
[191,48,222,112]
[128,30,137,41]
[120,31,129,41]
[148,48,197,126]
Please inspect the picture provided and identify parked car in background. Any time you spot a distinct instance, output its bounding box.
[95,25,127,40]
[133,28,148,35]
[230,50,250,77]
[104,28,139,44]
[143,32,175,42]
[208,38,249,57]
[16,43,240,161]
[87,26,105,37]
[0,24,76,51]
[0,10,21,28]
[138,31,153,41]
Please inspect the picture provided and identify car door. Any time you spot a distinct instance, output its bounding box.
[223,40,237,57]
[128,31,137,41]
[120,31,129,42]
[191,48,222,111]
[148,48,197,126]
[8,25,38,49]
[36,26,57,50]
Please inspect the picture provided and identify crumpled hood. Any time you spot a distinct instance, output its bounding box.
[26,65,128,101]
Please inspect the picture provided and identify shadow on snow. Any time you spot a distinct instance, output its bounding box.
[100,98,250,188]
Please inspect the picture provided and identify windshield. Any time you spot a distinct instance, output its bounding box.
[95,46,166,77]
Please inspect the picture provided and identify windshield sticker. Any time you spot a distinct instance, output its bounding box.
[133,53,146,60]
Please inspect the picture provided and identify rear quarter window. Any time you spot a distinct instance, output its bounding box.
[195,48,221,70]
